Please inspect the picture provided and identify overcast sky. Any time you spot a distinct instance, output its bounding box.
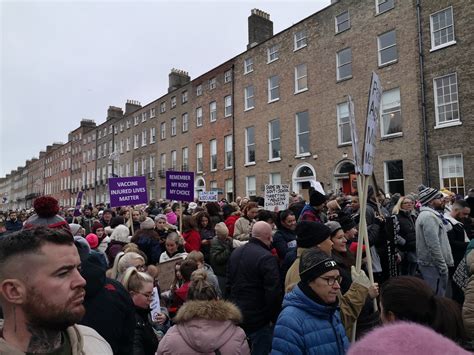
[1,0,330,177]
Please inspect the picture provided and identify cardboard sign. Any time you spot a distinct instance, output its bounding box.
[156,257,184,292]
[198,191,218,202]
[264,184,290,211]
[166,171,194,202]
[109,176,148,208]
[348,95,362,174]
[362,72,383,176]
[150,286,161,321]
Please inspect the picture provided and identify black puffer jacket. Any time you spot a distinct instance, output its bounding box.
[393,210,416,253]
[132,306,159,355]
[273,226,297,260]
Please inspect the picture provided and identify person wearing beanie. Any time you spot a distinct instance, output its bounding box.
[416,185,454,296]
[106,225,131,265]
[23,196,70,232]
[92,221,110,254]
[80,206,95,235]
[298,190,328,223]
[86,233,100,249]
[130,217,162,265]
[272,249,349,354]
[69,223,85,237]
[210,222,233,296]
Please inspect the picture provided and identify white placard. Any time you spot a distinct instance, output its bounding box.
[309,180,326,195]
[198,191,218,202]
[348,95,362,174]
[150,286,161,320]
[264,184,290,211]
[362,72,383,176]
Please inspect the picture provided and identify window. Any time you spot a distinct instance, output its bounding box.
[141,112,147,122]
[335,10,350,33]
[141,158,146,176]
[294,30,307,50]
[378,30,397,66]
[268,75,280,102]
[210,139,217,171]
[224,135,233,169]
[134,116,139,126]
[182,147,189,170]
[224,95,232,117]
[134,159,139,176]
[209,101,217,122]
[171,118,177,136]
[296,111,310,155]
[160,154,166,171]
[196,107,203,127]
[170,96,176,109]
[126,163,131,176]
[126,119,131,129]
[294,63,308,93]
[181,90,188,104]
[149,155,155,173]
[160,102,166,113]
[381,88,402,137]
[337,102,351,145]
[150,107,156,118]
[98,130,102,139]
[337,48,352,80]
[434,73,459,127]
[376,0,394,14]
[245,127,256,164]
[439,154,464,195]
[246,176,256,197]
[210,181,218,191]
[171,150,177,170]
[384,160,404,195]
[244,58,253,74]
[196,143,203,173]
[119,123,124,132]
[134,134,139,149]
[267,44,279,63]
[126,137,131,151]
[182,113,189,132]
[160,122,166,140]
[98,145,102,158]
[142,130,147,147]
[268,119,281,160]
[269,172,281,185]
[244,85,255,110]
[224,70,232,83]
[209,77,216,90]
[196,84,203,96]
[150,127,156,144]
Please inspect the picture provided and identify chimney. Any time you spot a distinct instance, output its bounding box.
[124,101,140,116]
[79,119,96,129]
[168,68,190,93]
[248,9,273,49]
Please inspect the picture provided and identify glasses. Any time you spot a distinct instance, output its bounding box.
[320,275,342,286]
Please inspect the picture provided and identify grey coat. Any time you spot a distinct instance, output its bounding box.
[415,206,454,275]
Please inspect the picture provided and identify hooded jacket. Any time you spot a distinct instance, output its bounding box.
[272,285,349,354]
[131,228,162,265]
[0,324,112,354]
[157,300,250,355]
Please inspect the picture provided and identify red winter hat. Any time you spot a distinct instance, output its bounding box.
[86,233,99,249]
[349,242,366,257]
[91,221,104,233]
[23,196,70,232]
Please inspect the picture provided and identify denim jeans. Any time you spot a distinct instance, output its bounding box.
[419,265,448,296]
[246,324,274,355]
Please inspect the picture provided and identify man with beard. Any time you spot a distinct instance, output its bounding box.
[0,227,112,354]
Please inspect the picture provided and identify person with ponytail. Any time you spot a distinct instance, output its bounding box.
[108,251,146,281]
[158,269,250,355]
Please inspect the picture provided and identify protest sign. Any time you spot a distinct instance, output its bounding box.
[73,191,83,217]
[348,95,362,174]
[198,191,218,202]
[156,257,184,292]
[264,184,290,211]
[109,176,148,208]
[150,287,161,321]
[166,171,194,202]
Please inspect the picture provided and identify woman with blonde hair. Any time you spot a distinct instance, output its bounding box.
[108,251,146,281]
[158,269,250,354]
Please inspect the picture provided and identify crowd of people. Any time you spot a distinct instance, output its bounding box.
[0,185,473,354]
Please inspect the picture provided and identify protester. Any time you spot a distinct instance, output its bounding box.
[23,196,70,232]
[233,201,259,241]
[210,222,233,295]
[299,190,328,223]
[172,259,198,308]
[181,214,201,252]
[106,224,132,265]
[223,203,240,237]
[157,269,250,354]
[195,211,215,262]
[159,232,188,263]
[5,210,22,233]
[80,206,95,235]
[131,217,162,265]
[0,227,112,353]
[100,209,114,227]
[108,251,146,281]
[273,210,297,260]
[186,250,221,297]
[129,209,142,235]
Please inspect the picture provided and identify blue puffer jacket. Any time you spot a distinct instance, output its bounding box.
[271,285,349,355]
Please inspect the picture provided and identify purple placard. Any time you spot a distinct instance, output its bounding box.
[166,171,194,202]
[109,176,148,208]
[73,191,83,216]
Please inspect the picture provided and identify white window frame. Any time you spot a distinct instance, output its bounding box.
[378,30,397,66]
[438,154,464,195]
[210,139,217,171]
[134,134,139,149]
[246,176,256,197]
[268,119,281,161]
[196,107,203,127]
[182,147,189,170]
[150,107,155,118]
[268,75,280,103]
[170,96,176,109]
[224,70,232,83]
[196,84,203,96]
[433,73,461,128]
[245,126,256,165]
[337,102,351,145]
[171,150,177,170]
[294,30,307,51]
[160,122,166,140]
[134,159,139,176]
[209,77,216,90]
[181,90,188,104]
[380,88,402,138]
[141,158,146,176]
[244,85,255,111]
[141,129,147,147]
[160,102,166,113]
[182,113,189,132]
[126,137,131,151]
[267,44,279,63]
[294,63,308,94]
[134,116,139,126]
[196,143,203,173]
[149,155,155,173]
[296,111,310,156]
[171,117,177,136]
[224,135,233,169]
[141,112,147,122]
[150,127,156,144]
[335,10,350,33]
[244,58,253,74]
[224,95,232,117]
[269,172,281,185]
[209,101,217,122]
[336,47,352,81]
[384,160,404,195]
[160,153,166,171]
[376,0,394,14]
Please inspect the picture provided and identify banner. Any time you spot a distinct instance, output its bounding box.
[264,184,290,211]
[73,191,83,217]
[198,191,218,202]
[166,171,194,202]
[108,176,148,207]
[348,95,362,174]
[362,72,383,176]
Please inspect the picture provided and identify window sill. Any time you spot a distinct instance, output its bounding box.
[337,142,351,147]
[295,153,311,158]
[294,88,308,95]
[335,28,350,35]
[268,98,280,104]
[244,70,254,75]
[434,121,462,129]
[337,76,352,83]
[224,114,232,118]
[381,132,403,140]
[293,44,307,52]
[210,120,216,123]
[210,169,217,173]
[430,41,456,53]
[375,7,394,16]
[267,58,279,65]
[244,107,255,112]
[224,167,233,171]
[244,162,256,167]
[378,59,398,68]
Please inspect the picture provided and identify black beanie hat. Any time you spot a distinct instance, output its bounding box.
[310,190,327,207]
[339,216,356,232]
[296,221,331,248]
[299,248,338,283]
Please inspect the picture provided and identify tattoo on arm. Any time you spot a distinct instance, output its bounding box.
[26,324,62,353]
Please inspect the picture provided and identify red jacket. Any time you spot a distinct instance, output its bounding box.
[224,215,240,238]
[183,230,201,252]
